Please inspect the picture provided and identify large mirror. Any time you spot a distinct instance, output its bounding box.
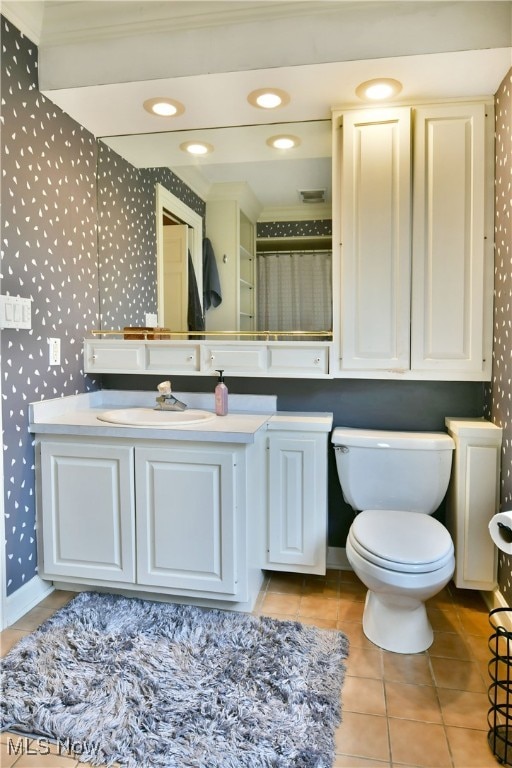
[96,120,332,338]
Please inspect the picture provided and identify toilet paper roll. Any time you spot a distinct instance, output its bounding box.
[489,511,512,555]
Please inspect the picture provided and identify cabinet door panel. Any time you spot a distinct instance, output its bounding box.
[412,104,486,371]
[267,433,326,572]
[341,108,411,370]
[136,447,237,594]
[40,442,135,581]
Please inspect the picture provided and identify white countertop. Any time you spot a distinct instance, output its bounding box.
[29,391,333,443]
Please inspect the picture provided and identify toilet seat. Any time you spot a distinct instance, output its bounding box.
[349,509,454,574]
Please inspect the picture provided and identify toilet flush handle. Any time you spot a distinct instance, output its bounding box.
[334,445,349,453]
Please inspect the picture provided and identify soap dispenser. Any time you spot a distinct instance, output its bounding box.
[215,370,228,416]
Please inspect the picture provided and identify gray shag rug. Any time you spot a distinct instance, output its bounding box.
[1,591,349,768]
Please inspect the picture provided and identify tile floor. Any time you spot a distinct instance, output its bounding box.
[0,571,502,768]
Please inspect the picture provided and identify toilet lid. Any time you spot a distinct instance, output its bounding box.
[350,509,454,574]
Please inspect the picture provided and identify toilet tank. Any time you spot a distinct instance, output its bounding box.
[332,427,454,514]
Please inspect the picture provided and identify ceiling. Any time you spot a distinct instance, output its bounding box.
[3,1,511,213]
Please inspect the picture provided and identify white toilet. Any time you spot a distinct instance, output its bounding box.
[332,427,456,654]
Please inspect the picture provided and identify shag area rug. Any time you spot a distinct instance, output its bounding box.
[1,591,349,768]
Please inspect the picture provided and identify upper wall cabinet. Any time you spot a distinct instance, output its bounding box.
[332,101,493,381]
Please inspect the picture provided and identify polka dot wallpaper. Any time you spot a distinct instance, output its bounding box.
[484,68,512,603]
[97,141,205,330]
[1,17,101,595]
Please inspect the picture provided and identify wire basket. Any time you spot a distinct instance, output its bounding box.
[488,608,512,766]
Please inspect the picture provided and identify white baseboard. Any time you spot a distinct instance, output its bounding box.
[5,576,54,627]
[327,547,352,570]
[481,586,512,634]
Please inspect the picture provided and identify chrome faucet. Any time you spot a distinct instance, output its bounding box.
[154,381,187,411]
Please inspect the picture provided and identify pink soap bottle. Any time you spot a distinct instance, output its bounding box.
[215,370,228,416]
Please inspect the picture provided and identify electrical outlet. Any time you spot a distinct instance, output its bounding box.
[48,338,61,366]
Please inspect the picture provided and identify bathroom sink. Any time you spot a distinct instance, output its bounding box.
[97,408,216,427]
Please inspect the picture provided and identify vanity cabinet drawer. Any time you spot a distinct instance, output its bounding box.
[84,340,145,372]
[203,344,268,374]
[146,343,200,372]
[268,345,330,375]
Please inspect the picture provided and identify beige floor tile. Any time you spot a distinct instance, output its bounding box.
[259,592,301,616]
[338,599,365,623]
[37,590,75,611]
[338,580,366,601]
[302,578,340,597]
[382,650,434,686]
[446,726,498,767]
[0,736,22,768]
[299,595,339,620]
[429,630,474,660]
[457,606,493,637]
[427,606,463,634]
[9,607,56,632]
[266,573,305,595]
[430,657,487,692]
[0,628,29,657]
[437,688,489,730]
[2,577,496,768]
[337,620,376,650]
[333,757,391,767]
[342,675,386,715]
[298,615,338,629]
[388,717,452,767]
[345,645,383,679]
[335,712,390,762]
[385,680,443,723]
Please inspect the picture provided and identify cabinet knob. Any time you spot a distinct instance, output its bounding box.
[314,357,320,364]
[210,354,215,361]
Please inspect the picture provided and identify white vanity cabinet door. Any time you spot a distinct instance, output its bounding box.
[135,446,240,595]
[266,431,327,575]
[39,441,135,582]
[411,103,488,375]
[340,107,412,371]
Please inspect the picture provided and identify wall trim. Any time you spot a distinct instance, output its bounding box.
[5,576,54,628]
[481,586,512,634]
[327,546,351,570]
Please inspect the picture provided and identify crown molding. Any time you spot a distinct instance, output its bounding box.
[1,1,44,44]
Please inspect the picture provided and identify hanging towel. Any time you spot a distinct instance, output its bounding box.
[203,237,222,311]
[188,251,205,331]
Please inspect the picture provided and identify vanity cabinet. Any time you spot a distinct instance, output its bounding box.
[36,435,260,605]
[264,416,331,575]
[32,397,333,607]
[333,100,493,380]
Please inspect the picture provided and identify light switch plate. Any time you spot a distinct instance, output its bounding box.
[0,295,32,329]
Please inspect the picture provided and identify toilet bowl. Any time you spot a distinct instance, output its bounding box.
[346,509,455,653]
[332,427,455,654]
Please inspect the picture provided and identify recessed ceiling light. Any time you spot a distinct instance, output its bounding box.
[355,78,402,101]
[266,134,301,150]
[143,98,185,117]
[248,88,290,109]
[179,141,214,156]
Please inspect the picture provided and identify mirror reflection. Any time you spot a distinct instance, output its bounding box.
[97,120,332,338]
